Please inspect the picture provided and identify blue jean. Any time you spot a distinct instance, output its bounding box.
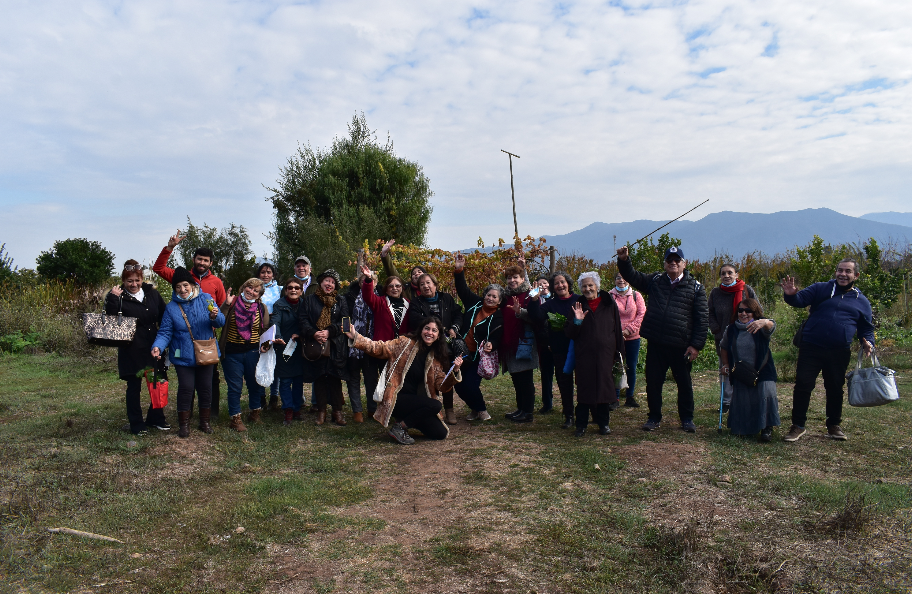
[279,376,305,412]
[616,338,640,399]
[223,350,266,416]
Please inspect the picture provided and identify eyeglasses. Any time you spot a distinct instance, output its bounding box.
[286,286,302,291]
[123,265,143,271]
[737,308,753,314]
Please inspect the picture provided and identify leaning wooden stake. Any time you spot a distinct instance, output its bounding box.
[47,527,124,544]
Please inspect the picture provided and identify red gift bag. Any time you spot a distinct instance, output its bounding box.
[145,369,169,409]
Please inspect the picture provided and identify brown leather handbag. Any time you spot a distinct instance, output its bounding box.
[303,337,330,361]
[177,304,220,366]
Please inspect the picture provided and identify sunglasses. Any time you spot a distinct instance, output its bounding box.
[737,308,753,314]
[123,265,143,271]
[286,286,302,291]
[665,257,682,263]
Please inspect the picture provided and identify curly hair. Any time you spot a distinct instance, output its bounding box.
[577,271,601,290]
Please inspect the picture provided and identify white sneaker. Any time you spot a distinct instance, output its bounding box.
[477,411,491,421]
[466,411,479,421]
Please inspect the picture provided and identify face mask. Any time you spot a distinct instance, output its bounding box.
[721,280,736,287]
[297,274,310,282]
[615,285,629,292]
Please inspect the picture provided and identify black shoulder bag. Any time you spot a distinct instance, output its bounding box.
[729,327,769,387]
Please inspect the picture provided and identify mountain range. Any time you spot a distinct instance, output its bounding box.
[537,208,912,263]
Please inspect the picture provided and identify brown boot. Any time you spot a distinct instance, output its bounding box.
[444,408,458,425]
[353,411,364,423]
[332,409,347,426]
[229,413,247,432]
[283,409,294,426]
[247,408,261,424]
[178,411,191,438]
[198,408,213,434]
[315,408,327,425]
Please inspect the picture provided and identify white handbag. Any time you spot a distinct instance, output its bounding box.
[373,344,410,403]
[846,349,899,407]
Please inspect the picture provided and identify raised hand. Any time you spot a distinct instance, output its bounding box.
[223,288,236,308]
[111,286,123,296]
[780,275,798,296]
[454,252,466,272]
[572,302,588,321]
[380,239,396,257]
[167,230,185,250]
[616,246,629,261]
[509,296,522,315]
[360,264,373,280]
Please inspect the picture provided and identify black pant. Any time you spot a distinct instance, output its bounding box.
[792,343,852,428]
[575,403,610,429]
[363,355,383,414]
[210,366,220,415]
[314,375,344,410]
[644,344,695,423]
[455,357,487,411]
[538,345,555,409]
[124,376,167,431]
[511,369,536,414]
[176,365,214,412]
[553,350,575,417]
[392,391,448,439]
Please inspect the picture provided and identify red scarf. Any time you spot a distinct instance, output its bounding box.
[500,290,530,356]
[587,297,602,311]
[720,280,745,312]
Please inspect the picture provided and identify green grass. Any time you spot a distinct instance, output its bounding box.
[1,349,911,593]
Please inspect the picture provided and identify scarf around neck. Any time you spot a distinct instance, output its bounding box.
[720,279,745,312]
[233,297,259,341]
[315,285,337,330]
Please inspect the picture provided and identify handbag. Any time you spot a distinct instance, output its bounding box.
[477,341,499,380]
[303,337,330,361]
[515,326,535,360]
[847,349,899,407]
[83,294,137,347]
[373,343,410,403]
[176,303,220,366]
[728,329,769,387]
[615,352,628,390]
[144,368,169,409]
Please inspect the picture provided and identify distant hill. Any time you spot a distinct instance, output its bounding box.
[860,212,912,228]
[539,208,912,263]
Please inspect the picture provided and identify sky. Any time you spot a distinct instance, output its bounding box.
[2,0,911,269]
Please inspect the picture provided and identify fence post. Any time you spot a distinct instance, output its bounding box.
[549,246,556,274]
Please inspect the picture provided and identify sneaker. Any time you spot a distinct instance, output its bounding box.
[466,410,479,421]
[388,423,415,445]
[827,425,847,441]
[642,419,661,432]
[574,427,586,437]
[149,421,171,431]
[608,401,619,411]
[599,425,611,435]
[623,397,640,408]
[783,425,806,442]
[721,403,730,414]
[477,411,492,421]
[504,409,523,419]
[680,420,696,433]
[759,427,773,442]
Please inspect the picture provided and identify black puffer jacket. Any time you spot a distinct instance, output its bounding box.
[618,258,708,350]
[408,292,462,335]
[298,292,350,381]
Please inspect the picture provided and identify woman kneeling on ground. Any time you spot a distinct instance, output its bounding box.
[151,267,225,438]
[106,260,168,435]
[719,298,780,442]
[345,317,462,444]
[567,272,625,437]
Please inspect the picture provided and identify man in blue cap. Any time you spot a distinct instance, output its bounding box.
[616,245,709,432]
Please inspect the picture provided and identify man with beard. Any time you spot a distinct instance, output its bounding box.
[153,230,228,418]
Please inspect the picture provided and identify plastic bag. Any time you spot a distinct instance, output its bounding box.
[255,347,276,387]
[145,369,169,409]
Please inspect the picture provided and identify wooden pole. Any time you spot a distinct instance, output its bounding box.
[501,150,521,250]
[549,246,556,274]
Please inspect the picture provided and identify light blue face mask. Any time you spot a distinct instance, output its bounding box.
[615,285,629,293]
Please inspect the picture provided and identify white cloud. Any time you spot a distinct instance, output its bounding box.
[1,0,910,269]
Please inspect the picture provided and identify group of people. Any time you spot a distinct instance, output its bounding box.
[105,230,876,445]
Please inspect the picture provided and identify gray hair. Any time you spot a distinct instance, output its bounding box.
[577,272,601,290]
[483,283,504,303]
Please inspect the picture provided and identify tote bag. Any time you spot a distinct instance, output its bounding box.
[477,342,499,380]
[373,343,410,403]
[847,349,899,407]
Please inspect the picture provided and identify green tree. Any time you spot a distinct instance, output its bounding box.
[0,243,16,285]
[36,238,114,286]
[856,238,904,327]
[266,113,434,278]
[625,232,683,276]
[174,218,256,293]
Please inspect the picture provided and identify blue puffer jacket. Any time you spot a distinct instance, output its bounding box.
[152,290,226,367]
[784,280,875,349]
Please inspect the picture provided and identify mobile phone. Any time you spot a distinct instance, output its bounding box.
[342,317,352,333]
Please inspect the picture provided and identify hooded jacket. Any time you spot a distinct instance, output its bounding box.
[151,289,226,367]
[784,280,875,349]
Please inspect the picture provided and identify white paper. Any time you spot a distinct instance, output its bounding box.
[259,325,276,346]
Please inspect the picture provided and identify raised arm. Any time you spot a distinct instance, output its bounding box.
[616,249,653,294]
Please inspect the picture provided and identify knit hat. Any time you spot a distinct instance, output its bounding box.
[316,268,341,285]
[171,266,196,288]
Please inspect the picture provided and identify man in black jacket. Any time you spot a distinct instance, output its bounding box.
[617,245,709,432]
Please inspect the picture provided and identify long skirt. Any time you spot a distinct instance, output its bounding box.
[727,379,780,435]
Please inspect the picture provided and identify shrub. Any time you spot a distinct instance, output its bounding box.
[36,238,114,287]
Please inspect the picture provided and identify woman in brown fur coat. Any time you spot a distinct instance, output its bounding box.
[345,317,462,445]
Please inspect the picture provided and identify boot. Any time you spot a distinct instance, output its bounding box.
[562,415,574,429]
[292,410,303,421]
[444,408,458,425]
[268,395,279,411]
[283,408,294,426]
[353,412,364,423]
[624,396,640,408]
[229,413,247,432]
[198,408,213,434]
[178,411,191,438]
[332,409,347,426]
[247,408,262,424]
[315,407,327,425]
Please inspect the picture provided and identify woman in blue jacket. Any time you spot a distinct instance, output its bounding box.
[151,267,226,438]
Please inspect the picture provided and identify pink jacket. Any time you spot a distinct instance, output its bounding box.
[609,287,646,340]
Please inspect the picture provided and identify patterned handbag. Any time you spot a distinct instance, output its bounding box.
[82,294,137,347]
[477,342,499,380]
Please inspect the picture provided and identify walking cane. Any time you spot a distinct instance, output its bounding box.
[717,373,725,434]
